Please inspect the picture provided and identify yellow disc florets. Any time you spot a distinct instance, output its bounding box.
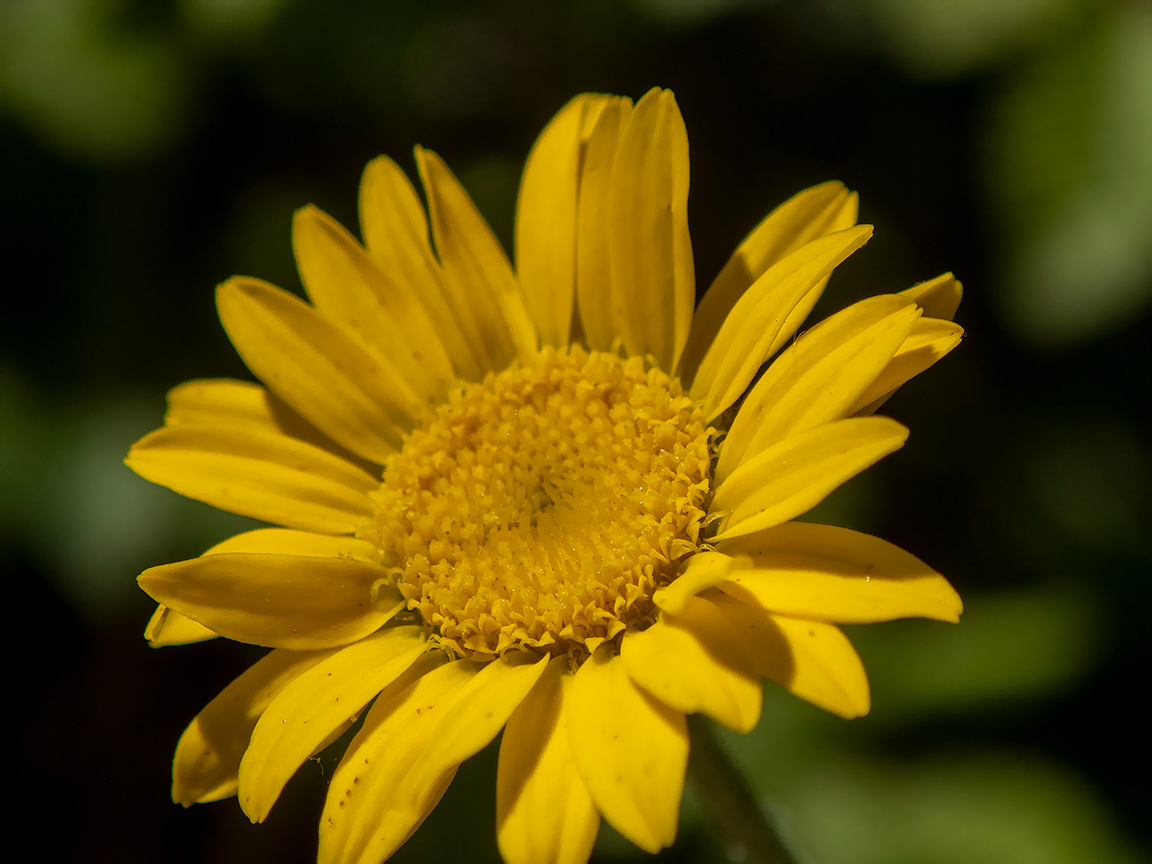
[363,345,713,661]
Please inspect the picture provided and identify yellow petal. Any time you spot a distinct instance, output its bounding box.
[239,625,429,822]
[575,95,633,351]
[704,592,871,718]
[317,655,473,864]
[358,155,482,380]
[653,550,741,615]
[145,529,385,648]
[125,425,376,534]
[217,276,426,463]
[902,271,963,321]
[850,317,964,416]
[137,553,404,650]
[716,295,920,483]
[711,416,909,542]
[163,378,372,470]
[292,204,455,403]
[516,94,611,347]
[604,88,693,372]
[202,527,384,563]
[566,645,687,854]
[145,604,217,647]
[172,647,333,805]
[716,522,962,623]
[679,180,859,382]
[497,659,600,864]
[415,146,537,371]
[622,602,762,733]
[690,226,874,422]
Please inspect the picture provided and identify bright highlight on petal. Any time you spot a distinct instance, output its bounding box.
[129,87,962,864]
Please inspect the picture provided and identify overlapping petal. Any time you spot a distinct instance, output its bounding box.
[217,276,429,463]
[497,659,600,864]
[679,180,859,381]
[172,647,335,805]
[712,416,909,541]
[716,522,962,623]
[690,225,874,422]
[652,549,742,615]
[318,653,545,864]
[702,592,871,718]
[145,604,216,647]
[716,294,920,483]
[566,644,688,854]
[604,87,693,372]
[293,204,455,404]
[358,155,482,380]
[622,601,762,733]
[574,95,633,351]
[125,425,377,534]
[138,553,404,650]
[239,625,429,822]
[516,94,612,347]
[415,147,537,371]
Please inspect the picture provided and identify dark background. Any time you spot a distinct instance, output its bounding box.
[2,1,1148,862]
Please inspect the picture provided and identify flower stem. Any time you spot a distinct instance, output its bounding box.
[686,714,798,864]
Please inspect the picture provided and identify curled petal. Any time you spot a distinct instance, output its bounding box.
[145,604,217,647]
[516,94,613,347]
[138,553,404,650]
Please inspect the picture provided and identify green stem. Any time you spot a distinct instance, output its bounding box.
[686,714,798,864]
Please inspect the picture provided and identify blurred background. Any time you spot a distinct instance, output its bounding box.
[2,0,1149,861]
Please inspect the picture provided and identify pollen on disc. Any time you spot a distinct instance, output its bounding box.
[363,346,714,661]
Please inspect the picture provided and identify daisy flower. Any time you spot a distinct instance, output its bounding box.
[128,88,964,864]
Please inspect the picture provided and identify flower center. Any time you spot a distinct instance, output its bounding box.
[364,345,713,661]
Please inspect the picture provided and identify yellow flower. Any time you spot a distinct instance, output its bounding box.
[128,88,964,864]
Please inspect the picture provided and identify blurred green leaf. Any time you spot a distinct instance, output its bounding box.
[852,588,1102,719]
[987,4,1152,345]
[0,0,192,162]
[784,755,1141,864]
[866,0,1079,79]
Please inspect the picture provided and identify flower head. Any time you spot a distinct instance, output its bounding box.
[128,88,964,864]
